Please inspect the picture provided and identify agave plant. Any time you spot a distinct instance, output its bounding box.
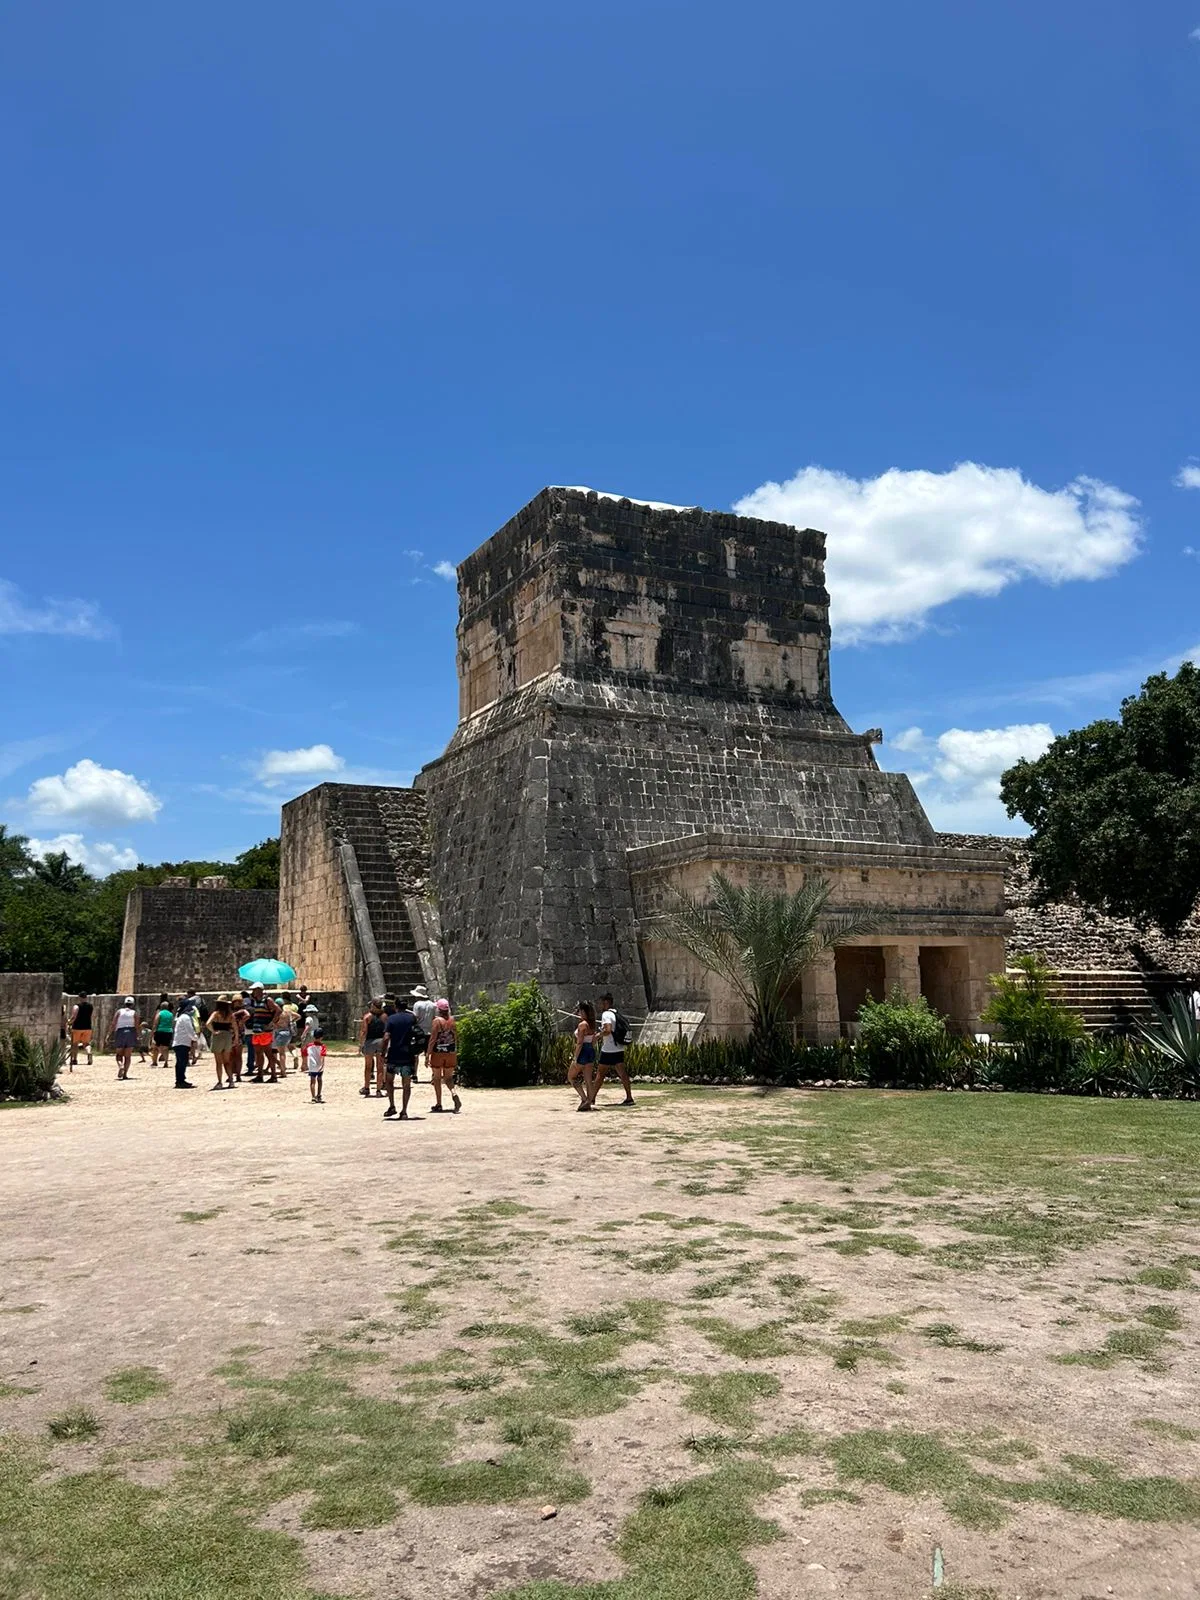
[0,1028,64,1101]
[1136,993,1200,1095]
[1119,1049,1170,1099]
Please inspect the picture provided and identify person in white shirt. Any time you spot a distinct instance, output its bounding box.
[590,991,635,1107]
[109,998,140,1080]
[305,1031,327,1103]
[410,985,436,1081]
[171,1008,197,1089]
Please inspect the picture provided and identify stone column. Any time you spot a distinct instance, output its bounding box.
[800,949,840,1043]
[965,937,1005,1034]
[882,943,921,1002]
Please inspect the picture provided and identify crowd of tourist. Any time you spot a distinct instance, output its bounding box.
[65,981,638,1115]
[65,982,465,1115]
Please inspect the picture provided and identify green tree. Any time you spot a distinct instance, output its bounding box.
[1000,662,1200,933]
[229,837,280,892]
[657,871,875,1062]
[0,824,33,884]
[32,851,92,893]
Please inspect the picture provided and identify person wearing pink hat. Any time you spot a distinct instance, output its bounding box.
[427,999,461,1113]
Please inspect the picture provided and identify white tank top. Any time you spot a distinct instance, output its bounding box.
[115,1007,136,1030]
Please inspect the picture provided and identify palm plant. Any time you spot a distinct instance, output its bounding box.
[656,871,876,1064]
[1136,992,1200,1096]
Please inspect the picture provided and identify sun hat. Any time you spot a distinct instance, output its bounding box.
[411,984,430,999]
[217,993,232,1003]
[304,1004,318,1014]
[123,996,135,1006]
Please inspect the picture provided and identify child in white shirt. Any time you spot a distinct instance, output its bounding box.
[305,1032,326,1103]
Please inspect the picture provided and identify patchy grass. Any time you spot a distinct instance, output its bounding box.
[687,1317,795,1360]
[681,1372,782,1430]
[0,1436,329,1599]
[1137,1418,1200,1443]
[102,1367,170,1404]
[495,1460,783,1600]
[177,1209,223,1225]
[47,1406,102,1441]
[920,1322,1004,1354]
[1135,1264,1191,1290]
[1057,1327,1174,1372]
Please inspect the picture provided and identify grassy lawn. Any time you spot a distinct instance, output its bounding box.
[3,1083,1199,1598]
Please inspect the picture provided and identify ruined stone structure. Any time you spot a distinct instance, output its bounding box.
[945,835,1200,1030]
[416,487,1007,1036]
[117,884,277,997]
[277,783,443,1005]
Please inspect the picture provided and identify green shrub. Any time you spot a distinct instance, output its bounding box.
[856,987,948,1086]
[0,1027,63,1101]
[1137,993,1200,1095]
[981,954,1084,1047]
[456,980,555,1088]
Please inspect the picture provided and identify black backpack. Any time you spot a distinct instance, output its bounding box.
[613,1010,633,1047]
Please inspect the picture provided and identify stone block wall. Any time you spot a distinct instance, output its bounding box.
[420,488,944,1014]
[0,972,63,1049]
[278,786,364,998]
[117,888,278,996]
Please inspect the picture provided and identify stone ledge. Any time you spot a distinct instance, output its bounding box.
[627,831,1008,877]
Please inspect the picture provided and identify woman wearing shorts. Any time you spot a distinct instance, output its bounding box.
[428,999,461,1113]
[568,1000,597,1111]
[151,995,174,1068]
[110,998,140,1080]
[206,995,238,1090]
[359,1000,386,1097]
[270,997,293,1077]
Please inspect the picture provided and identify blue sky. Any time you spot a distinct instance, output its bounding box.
[2,1,1198,871]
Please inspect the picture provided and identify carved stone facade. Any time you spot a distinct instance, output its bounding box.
[416,487,1008,1034]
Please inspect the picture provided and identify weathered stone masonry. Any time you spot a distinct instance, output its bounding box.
[117,885,277,996]
[416,487,1007,1031]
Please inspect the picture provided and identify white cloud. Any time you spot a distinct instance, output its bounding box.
[1176,464,1200,490]
[433,561,457,582]
[25,759,160,824]
[733,462,1142,643]
[0,579,115,641]
[27,833,138,875]
[1190,26,1200,41]
[255,744,346,784]
[883,722,1054,833]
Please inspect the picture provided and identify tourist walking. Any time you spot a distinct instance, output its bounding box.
[411,984,436,1080]
[151,995,174,1068]
[206,995,238,1089]
[428,999,461,1113]
[305,1030,327,1102]
[171,1006,197,1088]
[245,985,281,1082]
[109,997,140,1079]
[590,991,634,1106]
[359,999,386,1097]
[382,996,416,1120]
[271,996,293,1077]
[568,1001,597,1111]
[68,993,93,1068]
[281,993,302,1071]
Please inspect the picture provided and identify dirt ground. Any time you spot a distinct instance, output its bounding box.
[3,1052,1199,1599]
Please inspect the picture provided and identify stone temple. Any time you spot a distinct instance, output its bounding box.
[275,487,1007,1038]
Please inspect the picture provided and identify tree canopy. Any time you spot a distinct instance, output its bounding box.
[1000,662,1200,935]
[0,834,280,992]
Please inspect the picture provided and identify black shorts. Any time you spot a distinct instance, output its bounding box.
[600,1051,625,1068]
[154,1031,172,1045]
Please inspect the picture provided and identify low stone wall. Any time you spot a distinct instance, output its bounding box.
[0,972,64,1049]
[86,990,350,1052]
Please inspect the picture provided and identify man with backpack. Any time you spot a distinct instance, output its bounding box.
[590,991,634,1107]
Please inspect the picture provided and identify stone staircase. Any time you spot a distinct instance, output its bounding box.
[1039,969,1175,1034]
[332,787,427,999]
